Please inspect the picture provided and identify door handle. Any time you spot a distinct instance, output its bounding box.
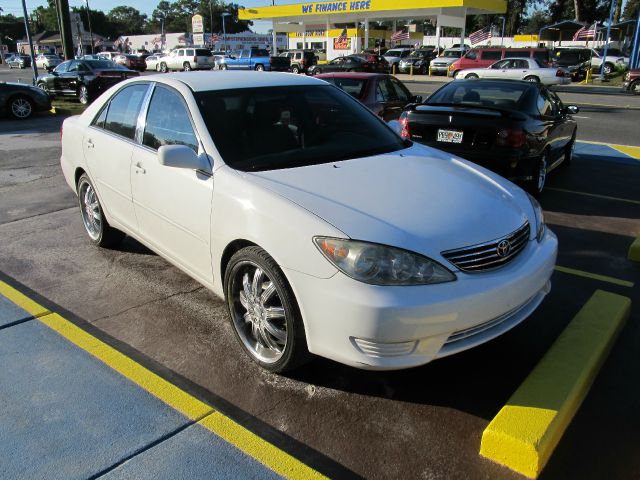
[135,161,146,174]
[86,139,94,149]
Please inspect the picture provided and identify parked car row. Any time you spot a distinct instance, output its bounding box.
[454,58,571,86]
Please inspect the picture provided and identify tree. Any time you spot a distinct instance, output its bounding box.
[31,0,59,32]
[107,6,147,35]
[623,0,640,19]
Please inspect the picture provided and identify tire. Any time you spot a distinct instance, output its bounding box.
[37,82,50,96]
[224,246,310,373]
[603,63,614,75]
[420,65,427,75]
[76,174,125,248]
[563,131,576,166]
[255,64,264,71]
[8,95,33,119]
[291,65,299,74]
[183,62,192,71]
[465,73,479,79]
[631,79,640,95]
[311,67,320,75]
[219,64,228,70]
[78,84,90,105]
[525,149,550,197]
[524,75,540,83]
[160,62,168,73]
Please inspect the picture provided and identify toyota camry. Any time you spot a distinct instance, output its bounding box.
[60,72,557,372]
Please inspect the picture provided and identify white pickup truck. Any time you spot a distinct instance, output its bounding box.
[158,48,215,72]
[589,48,629,74]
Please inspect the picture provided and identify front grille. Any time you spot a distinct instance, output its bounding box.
[442,222,530,272]
[433,62,447,66]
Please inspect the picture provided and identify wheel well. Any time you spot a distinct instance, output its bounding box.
[74,167,86,188]
[7,93,33,105]
[220,239,258,282]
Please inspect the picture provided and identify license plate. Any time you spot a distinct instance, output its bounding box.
[437,129,463,143]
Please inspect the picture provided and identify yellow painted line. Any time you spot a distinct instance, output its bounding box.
[554,265,634,288]
[0,280,325,479]
[546,187,640,206]
[628,237,640,262]
[610,144,640,159]
[480,290,631,478]
[0,281,51,318]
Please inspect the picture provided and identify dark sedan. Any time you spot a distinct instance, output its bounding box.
[36,59,139,105]
[316,73,421,121]
[1,82,51,119]
[398,79,578,195]
[7,55,31,69]
[309,55,387,75]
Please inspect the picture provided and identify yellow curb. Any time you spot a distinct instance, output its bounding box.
[0,280,326,479]
[49,106,56,114]
[480,290,631,478]
[628,237,640,262]
[554,265,634,288]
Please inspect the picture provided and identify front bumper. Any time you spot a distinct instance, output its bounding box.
[285,230,557,370]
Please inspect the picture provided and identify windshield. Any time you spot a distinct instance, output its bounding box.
[408,51,427,58]
[385,50,402,56]
[428,82,530,110]
[443,50,461,58]
[194,85,407,171]
[85,60,125,69]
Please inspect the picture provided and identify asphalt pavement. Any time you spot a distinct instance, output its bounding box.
[1,64,639,479]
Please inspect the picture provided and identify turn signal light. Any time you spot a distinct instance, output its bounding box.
[496,129,526,148]
[399,113,410,139]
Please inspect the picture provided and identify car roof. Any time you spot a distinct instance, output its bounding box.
[148,71,325,92]
[315,72,383,79]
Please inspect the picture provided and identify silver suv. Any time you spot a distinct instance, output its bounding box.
[158,48,214,72]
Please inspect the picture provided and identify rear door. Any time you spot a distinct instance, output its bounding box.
[83,83,150,233]
[131,84,213,283]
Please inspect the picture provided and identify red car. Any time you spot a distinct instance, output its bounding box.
[623,69,640,95]
[115,54,146,72]
[316,73,421,121]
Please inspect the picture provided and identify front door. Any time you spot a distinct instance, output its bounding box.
[83,83,150,233]
[131,85,214,283]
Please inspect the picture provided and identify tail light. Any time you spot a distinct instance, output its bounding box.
[193,56,197,63]
[496,129,526,148]
[399,112,410,139]
[556,69,565,77]
[300,58,305,66]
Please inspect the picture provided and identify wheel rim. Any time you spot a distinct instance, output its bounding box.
[79,86,88,104]
[632,82,640,94]
[538,151,548,192]
[184,63,191,71]
[78,180,101,240]
[292,67,298,74]
[604,65,612,74]
[256,65,264,71]
[11,98,32,118]
[526,77,538,82]
[229,262,287,364]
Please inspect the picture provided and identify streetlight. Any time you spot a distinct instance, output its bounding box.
[221,12,231,52]
[500,16,506,47]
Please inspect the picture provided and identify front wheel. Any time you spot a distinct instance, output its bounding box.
[291,65,299,74]
[311,68,320,76]
[255,64,264,71]
[183,62,192,71]
[631,79,640,95]
[465,73,479,79]
[602,63,614,75]
[76,174,125,248]
[160,62,168,73]
[219,63,228,70]
[8,96,33,119]
[524,75,540,83]
[224,246,310,373]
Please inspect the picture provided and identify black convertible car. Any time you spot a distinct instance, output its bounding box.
[398,79,578,195]
[1,82,51,119]
[36,59,139,105]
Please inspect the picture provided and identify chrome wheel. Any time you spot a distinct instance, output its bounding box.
[537,150,548,193]
[78,178,101,241]
[10,97,32,119]
[229,262,287,364]
[78,85,89,105]
[183,62,191,71]
[631,80,640,95]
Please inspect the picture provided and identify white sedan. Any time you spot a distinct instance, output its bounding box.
[35,53,61,69]
[456,58,571,85]
[60,72,557,372]
[145,54,162,71]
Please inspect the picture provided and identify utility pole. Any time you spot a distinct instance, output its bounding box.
[53,0,65,55]
[57,0,74,59]
[21,0,39,84]
[85,0,95,54]
[600,0,616,80]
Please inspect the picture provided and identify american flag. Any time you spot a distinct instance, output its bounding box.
[337,28,348,43]
[209,33,221,45]
[469,25,493,45]
[391,28,409,42]
[573,23,597,41]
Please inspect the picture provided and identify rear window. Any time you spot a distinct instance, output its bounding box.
[253,49,269,57]
[480,50,502,60]
[428,82,530,110]
[196,49,212,56]
[326,78,366,98]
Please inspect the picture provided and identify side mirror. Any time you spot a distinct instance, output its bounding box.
[564,105,579,115]
[412,95,423,103]
[387,119,402,136]
[158,145,211,174]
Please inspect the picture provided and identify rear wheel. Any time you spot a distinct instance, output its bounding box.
[8,96,33,119]
[183,62,192,71]
[224,246,310,373]
[160,62,168,73]
[255,64,264,71]
[465,73,479,79]
[219,63,228,70]
[311,67,320,75]
[77,174,125,248]
[291,65,299,74]
[524,75,539,83]
[526,149,549,196]
[78,85,90,105]
[602,62,614,75]
[630,79,640,95]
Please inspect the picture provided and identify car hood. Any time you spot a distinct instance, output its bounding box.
[245,144,531,260]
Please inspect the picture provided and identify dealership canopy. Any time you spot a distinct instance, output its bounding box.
[239,0,506,52]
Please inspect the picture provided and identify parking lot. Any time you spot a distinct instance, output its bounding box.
[1,65,639,479]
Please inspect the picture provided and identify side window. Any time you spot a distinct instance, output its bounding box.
[376,79,396,102]
[465,50,478,60]
[143,86,198,152]
[178,49,184,56]
[67,61,80,72]
[481,50,502,61]
[104,84,149,140]
[389,77,411,102]
[54,61,69,73]
[185,49,194,56]
[537,92,554,117]
[513,60,528,69]
[92,104,109,129]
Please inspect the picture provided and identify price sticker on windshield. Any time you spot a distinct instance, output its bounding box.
[437,129,463,143]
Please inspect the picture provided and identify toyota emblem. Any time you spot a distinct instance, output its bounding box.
[496,240,511,257]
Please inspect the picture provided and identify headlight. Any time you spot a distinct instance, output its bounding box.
[527,194,545,242]
[314,237,456,286]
